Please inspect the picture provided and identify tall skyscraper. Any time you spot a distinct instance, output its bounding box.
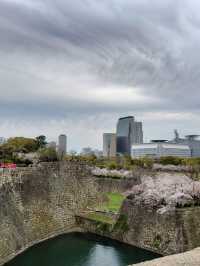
[103,133,116,157]
[116,116,143,155]
[58,134,67,159]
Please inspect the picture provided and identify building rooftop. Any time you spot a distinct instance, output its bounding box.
[185,135,200,140]
[151,140,168,143]
[119,116,134,120]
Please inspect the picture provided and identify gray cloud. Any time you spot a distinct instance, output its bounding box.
[0,0,200,149]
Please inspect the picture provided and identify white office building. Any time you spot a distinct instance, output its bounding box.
[131,143,191,158]
[170,132,200,158]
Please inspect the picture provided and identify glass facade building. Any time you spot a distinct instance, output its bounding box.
[116,116,143,155]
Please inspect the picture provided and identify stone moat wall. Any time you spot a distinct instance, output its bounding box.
[0,162,98,266]
[1,162,200,265]
[77,206,200,256]
[120,200,200,255]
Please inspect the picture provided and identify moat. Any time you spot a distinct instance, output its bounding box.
[5,233,160,266]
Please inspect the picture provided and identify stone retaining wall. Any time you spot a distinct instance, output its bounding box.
[95,176,140,193]
[120,201,200,255]
[0,162,98,266]
[77,203,200,256]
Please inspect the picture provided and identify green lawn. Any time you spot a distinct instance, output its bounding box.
[87,212,115,224]
[101,192,125,213]
[85,193,125,226]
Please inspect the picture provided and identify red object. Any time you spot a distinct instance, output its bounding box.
[0,163,16,169]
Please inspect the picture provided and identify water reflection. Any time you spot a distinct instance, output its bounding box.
[5,233,160,266]
[85,244,123,266]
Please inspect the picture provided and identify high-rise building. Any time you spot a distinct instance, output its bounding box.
[58,134,67,159]
[103,133,116,157]
[116,116,143,155]
[133,122,143,144]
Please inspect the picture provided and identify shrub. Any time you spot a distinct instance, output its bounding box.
[183,158,200,180]
[158,156,183,166]
[131,158,145,167]
[106,161,118,170]
[131,157,153,169]
[153,235,162,249]
[12,155,32,166]
[114,214,129,232]
[38,147,58,162]
[143,157,154,169]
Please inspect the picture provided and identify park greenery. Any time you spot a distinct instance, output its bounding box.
[66,153,200,168]
[65,154,154,170]
[38,147,58,162]
[99,192,125,213]
[85,192,125,230]
[65,154,200,180]
[1,135,200,176]
[85,192,128,234]
[0,135,58,165]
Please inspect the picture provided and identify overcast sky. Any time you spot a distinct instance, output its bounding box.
[0,0,200,150]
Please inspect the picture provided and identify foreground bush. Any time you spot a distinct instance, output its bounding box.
[158,156,184,166]
[38,147,58,162]
[183,158,200,180]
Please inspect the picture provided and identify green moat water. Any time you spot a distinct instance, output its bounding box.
[5,233,160,266]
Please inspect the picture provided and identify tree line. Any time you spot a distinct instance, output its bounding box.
[0,135,58,165]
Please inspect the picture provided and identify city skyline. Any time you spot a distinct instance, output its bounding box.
[1,117,199,155]
[0,0,200,151]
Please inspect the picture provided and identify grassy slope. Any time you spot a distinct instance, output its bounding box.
[101,192,125,213]
[85,192,125,225]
